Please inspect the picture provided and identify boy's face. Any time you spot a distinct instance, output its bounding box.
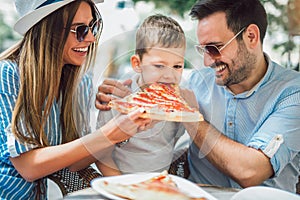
[131,47,185,87]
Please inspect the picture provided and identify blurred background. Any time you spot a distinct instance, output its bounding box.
[1,1,299,198]
[1,0,300,83]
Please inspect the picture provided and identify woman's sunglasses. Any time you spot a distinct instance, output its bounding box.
[70,19,103,42]
[194,27,246,59]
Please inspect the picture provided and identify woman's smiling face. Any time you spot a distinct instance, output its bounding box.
[63,1,96,66]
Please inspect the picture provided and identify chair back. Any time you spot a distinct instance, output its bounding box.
[48,166,102,196]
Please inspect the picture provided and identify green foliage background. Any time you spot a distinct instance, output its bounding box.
[0,13,17,52]
[132,0,295,56]
[0,0,297,63]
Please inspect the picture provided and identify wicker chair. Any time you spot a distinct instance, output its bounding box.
[47,166,102,196]
[168,148,190,178]
[48,155,300,196]
[48,147,189,197]
[297,175,300,194]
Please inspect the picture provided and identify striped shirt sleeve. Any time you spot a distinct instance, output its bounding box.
[0,60,38,159]
[0,60,20,159]
[74,72,94,137]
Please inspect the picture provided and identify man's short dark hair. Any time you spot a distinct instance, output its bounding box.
[190,0,267,43]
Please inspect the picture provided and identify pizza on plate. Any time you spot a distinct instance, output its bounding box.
[108,82,203,122]
[98,171,207,200]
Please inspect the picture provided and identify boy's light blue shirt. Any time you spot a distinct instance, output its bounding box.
[188,54,300,192]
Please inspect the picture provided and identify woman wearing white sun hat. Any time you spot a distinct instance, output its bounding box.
[0,0,150,199]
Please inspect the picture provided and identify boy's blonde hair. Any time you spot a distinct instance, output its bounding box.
[135,14,186,60]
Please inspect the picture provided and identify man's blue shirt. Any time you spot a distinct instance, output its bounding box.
[188,54,300,192]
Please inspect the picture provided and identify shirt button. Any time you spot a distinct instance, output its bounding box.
[228,122,233,126]
[276,135,283,141]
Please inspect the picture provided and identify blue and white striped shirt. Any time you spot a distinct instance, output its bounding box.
[188,54,300,192]
[0,60,93,199]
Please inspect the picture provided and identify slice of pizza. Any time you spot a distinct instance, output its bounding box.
[138,170,177,187]
[99,171,207,200]
[108,82,203,122]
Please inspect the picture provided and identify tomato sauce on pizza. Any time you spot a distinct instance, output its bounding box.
[108,82,203,122]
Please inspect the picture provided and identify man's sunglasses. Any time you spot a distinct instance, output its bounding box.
[194,27,246,59]
[70,19,103,42]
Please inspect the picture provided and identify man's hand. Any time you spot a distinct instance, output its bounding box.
[95,79,132,110]
[179,88,199,110]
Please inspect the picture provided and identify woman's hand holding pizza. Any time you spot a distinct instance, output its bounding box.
[101,108,152,144]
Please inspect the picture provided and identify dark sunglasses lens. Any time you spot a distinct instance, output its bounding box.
[205,46,221,58]
[76,25,89,42]
[92,21,100,37]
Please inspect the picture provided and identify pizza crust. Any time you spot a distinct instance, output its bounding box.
[141,109,203,122]
[109,100,203,122]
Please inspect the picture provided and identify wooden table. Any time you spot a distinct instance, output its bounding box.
[63,184,240,200]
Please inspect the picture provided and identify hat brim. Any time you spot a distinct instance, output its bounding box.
[14,0,104,35]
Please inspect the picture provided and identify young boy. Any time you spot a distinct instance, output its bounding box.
[96,14,187,175]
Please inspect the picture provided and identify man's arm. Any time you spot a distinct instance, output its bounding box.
[184,120,273,188]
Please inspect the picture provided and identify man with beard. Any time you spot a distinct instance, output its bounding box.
[95,0,300,193]
[184,0,300,193]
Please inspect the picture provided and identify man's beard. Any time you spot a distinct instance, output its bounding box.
[216,41,257,86]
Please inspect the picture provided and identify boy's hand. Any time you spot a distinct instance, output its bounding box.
[95,79,132,110]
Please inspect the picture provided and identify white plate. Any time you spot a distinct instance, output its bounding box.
[231,186,300,200]
[91,173,218,200]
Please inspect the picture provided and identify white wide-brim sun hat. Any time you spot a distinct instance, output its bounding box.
[14,0,104,35]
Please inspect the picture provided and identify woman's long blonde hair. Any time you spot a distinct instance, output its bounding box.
[0,0,101,146]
